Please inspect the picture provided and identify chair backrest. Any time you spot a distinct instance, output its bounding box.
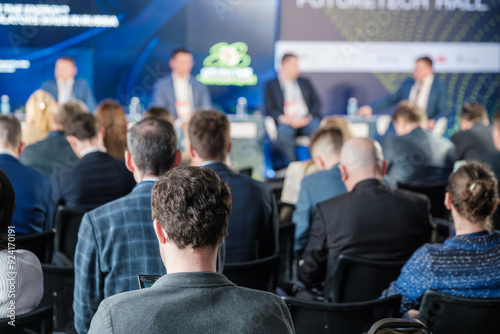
[367,318,431,334]
[223,254,280,292]
[278,202,295,224]
[54,206,87,261]
[282,294,401,334]
[15,230,55,264]
[331,254,406,303]
[39,264,76,333]
[0,305,53,334]
[397,183,449,219]
[279,222,295,285]
[418,290,500,334]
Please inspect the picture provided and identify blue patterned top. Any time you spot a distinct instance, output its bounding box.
[382,230,500,313]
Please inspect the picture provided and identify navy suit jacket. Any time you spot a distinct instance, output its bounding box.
[0,154,51,234]
[41,78,97,112]
[370,77,448,120]
[265,77,322,122]
[451,123,496,160]
[204,162,279,263]
[152,74,212,119]
[50,151,136,214]
[292,164,347,254]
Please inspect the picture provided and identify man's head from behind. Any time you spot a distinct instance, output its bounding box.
[0,115,22,157]
[64,112,101,158]
[339,137,386,192]
[459,102,488,131]
[151,166,231,271]
[126,117,180,181]
[188,110,231,164]
[0,168,15,250]
[393,102,427,136]
[55,56,77,81]
[169,48,193,78]
[310,128,345,171]
[413,56,433,82]
[54,100,88,130]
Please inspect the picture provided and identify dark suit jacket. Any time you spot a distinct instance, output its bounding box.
[382,127,456,188]
[0,154,51,234]
[204,162,279,263]
[88,272,294,334]
[50,151,136,213]
[265,77,322,122]
[41,78,97,112]
[370,77,448,119]
[19,131,78,179]
[298,178,433,299]
[152,74,212,119]
[451,123,496,160]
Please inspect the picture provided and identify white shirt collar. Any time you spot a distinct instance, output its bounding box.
[81,146,107,158]
[0,148,17,158]
[172,72,190,83]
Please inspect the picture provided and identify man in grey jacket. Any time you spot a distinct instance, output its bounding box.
[88,166,295,334]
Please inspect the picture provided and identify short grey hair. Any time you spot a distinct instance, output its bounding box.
[0,115,22,148]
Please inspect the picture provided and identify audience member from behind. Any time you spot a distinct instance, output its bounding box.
[382,102,456,188]
[451,102,496,160]
[23,89,58,145]
[88,166,294,334]
[0,116,51,234]
[0,169,43,318]
[143,106,174,125]
[50,112,135,213]
[299,138,433,299]
[188,110,279,263]
[41,56,97,111]
[74,117,181,334]
[95,99,128,160]
[382,162,500,316]
[292,128,347,255]
[20,100,86,178]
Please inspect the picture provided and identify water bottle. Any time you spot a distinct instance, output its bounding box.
[236,97,247,118]
[1,95,10,115]
[129,96,141,121]
[347,97,358,117]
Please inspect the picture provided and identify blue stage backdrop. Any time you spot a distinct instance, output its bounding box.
[0,0,279,113]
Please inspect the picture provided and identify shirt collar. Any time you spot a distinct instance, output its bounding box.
[57,78,74,86]
[200,160,225,167]
[81,146,107,158]
[172,72,190,83]
[0,148,18,158]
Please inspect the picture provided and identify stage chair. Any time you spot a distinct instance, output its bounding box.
[0,305,53,334]
[15,229,55,264]
[366,318,431,334]
[418,290,500,334]
[279,222,296,285]
[223,254,280,292]
[282,294,401,334]
[54,205,87,262]
[331,254,406,303]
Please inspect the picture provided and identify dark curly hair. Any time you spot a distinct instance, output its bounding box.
[151,166,231,249]
[448,161,499,230]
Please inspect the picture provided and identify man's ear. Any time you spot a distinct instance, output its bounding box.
[444,192,452,210]
[124,150,135,173]
[380,160,388,177]
[99,127,105,140]
[173,149,182,168]
[227,141,232,154]
[313,154,326,170]
[339,164,348,183]
[17,142,25,156]
[153,220,166,244]
[188,144,195,159]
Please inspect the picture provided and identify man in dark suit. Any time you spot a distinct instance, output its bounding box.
[358,56,447,129]
[20,101,86,178]
[0,116,51,234]
[298,137,433,299]
[451,102,496,160]
[188,110,279,263]
[87,167,294,334]
[153,48,212,126]
[382,102,456,188]
[41,56,97,112]
[293,128,347,255]
[50,112,135,213]
[74,117,182,334]
[265,53,322,163]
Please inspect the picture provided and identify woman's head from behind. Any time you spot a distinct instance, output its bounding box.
[25,89,57,130]
[95,99,128,160]
[447,161,499,231]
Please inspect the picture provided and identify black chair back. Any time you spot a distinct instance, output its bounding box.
[282,295,401,334]
[279,222,295,285]
[331,254,406,303]
[0,305,53,334]
[397,182,449,219]
[238,167,253,176]
[223,254,280,292]
[366,318,431,334]
[278,201,295,224]
[39,264,76,333]
[419,290,500,334]
[54,206,86,261]
[15,230,55,264]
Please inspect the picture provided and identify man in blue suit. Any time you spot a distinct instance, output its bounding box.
[0,115,51,234]
[358,57,447,129]
[73,117,181,334]
[293,128,347,255]
[41,56,97,112]
[153,48,212,128]
[188,110,279,263]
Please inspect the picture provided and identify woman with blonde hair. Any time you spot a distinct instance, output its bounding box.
[95,99,128,160]
[23,90,57,145]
